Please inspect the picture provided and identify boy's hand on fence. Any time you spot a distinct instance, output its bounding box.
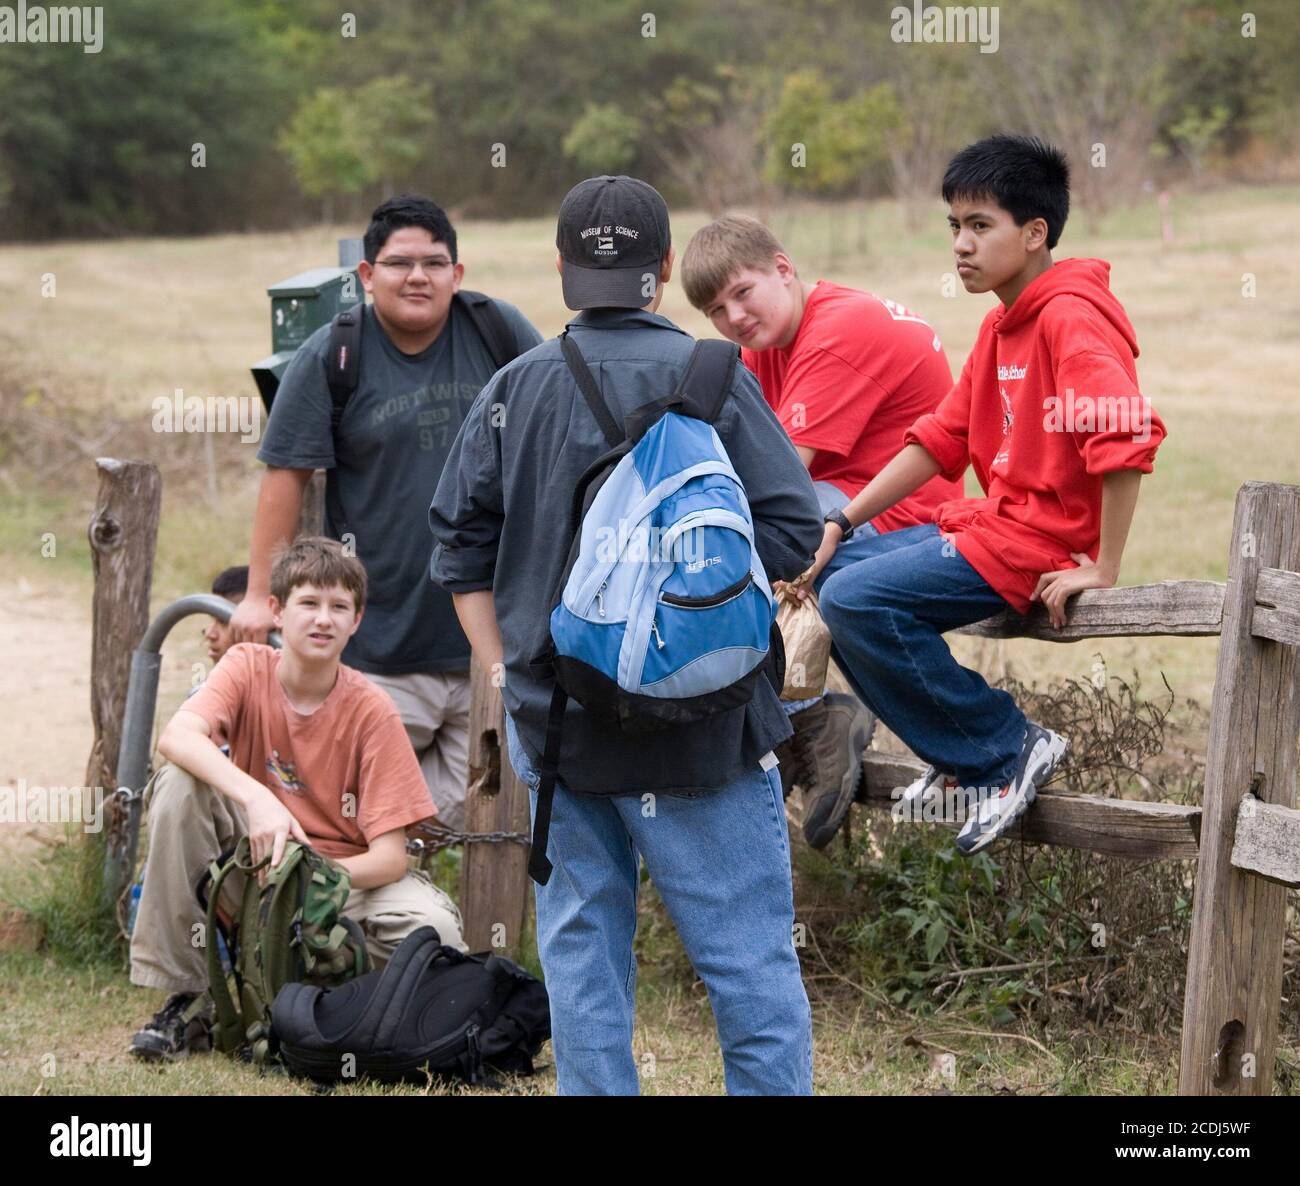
[1031,552,1117,630]
[247,789,309,883]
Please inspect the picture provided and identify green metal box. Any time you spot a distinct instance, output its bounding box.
[251,262,360,410]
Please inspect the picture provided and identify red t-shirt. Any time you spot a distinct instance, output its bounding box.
[904,259,1167,613]
[184,643,434,859]
[742,281,962,533]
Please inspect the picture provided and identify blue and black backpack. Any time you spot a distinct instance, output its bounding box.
[527,332,782,884]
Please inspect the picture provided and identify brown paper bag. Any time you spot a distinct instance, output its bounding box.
[774,587,832,700]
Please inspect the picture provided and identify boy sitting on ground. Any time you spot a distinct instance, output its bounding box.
[128,537,466,1062]
[680,214,961,848]
[796,134,1166,854]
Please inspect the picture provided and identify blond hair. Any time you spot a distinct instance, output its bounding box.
[270,536,367,614]
[681,214,792,310]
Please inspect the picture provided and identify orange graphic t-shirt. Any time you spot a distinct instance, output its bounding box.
[184,643,433,858]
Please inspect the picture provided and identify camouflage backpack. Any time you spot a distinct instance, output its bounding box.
[196,836,370,1062]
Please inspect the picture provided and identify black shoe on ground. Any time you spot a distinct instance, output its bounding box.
[798,693,877,850]
[129,992,213,1062]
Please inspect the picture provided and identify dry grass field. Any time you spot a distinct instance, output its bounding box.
[1,184,1297,1095]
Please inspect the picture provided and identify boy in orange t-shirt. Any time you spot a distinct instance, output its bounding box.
[128,537,466,1062]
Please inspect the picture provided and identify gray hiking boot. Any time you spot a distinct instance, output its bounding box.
[129,992,213,1062]
[797,693,877,849]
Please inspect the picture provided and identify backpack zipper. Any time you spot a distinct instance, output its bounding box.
[596,582,607,618]
[659,572,753,609]
[650,618,665,649]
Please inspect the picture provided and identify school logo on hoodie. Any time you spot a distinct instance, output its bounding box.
[993,384,1015,468]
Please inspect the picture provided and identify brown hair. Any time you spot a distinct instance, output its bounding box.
[681,214,792,310]
[270,536,367,614]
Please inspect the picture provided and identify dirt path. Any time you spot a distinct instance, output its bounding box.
[0,575,93,858]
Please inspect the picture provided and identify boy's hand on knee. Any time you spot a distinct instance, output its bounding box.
[1031,552,1117,630]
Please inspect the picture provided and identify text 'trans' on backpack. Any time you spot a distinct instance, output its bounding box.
[195,837,370,1062]
[526,332,782,885]
[271,926,551,1086]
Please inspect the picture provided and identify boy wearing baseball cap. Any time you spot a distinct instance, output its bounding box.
[430,176,824,1095]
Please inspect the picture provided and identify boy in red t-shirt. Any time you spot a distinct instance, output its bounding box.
[796,134,1166,855]
[681,215,960,848]
[129,538,465,1061]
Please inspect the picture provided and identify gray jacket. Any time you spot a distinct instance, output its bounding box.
[429,307,823,795]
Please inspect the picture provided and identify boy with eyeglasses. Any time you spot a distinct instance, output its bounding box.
[233,196,543,832]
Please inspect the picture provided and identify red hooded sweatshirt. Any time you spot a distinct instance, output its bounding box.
[904,258,1165,613]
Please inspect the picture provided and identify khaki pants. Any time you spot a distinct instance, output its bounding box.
[364,670,471,831]
[129,763,467,995]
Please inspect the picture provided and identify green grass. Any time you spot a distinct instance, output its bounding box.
[0,920,1187,1097]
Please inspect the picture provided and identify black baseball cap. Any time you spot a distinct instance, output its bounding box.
[556,176,671,310]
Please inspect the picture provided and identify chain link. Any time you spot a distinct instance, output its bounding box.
[406,823,529,855]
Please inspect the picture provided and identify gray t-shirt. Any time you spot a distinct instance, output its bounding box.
[258,299,543,675]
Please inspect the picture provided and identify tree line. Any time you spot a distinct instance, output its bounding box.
[0,0,1295,241]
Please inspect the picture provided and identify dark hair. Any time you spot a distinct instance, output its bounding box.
[942,135,1071,250]
[211,565,249,600]
[270,537,367,614]
[363,194,457,264]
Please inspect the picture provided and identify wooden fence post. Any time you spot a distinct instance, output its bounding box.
[1179,481,1300,1095]
[460,657,531,956]
[87,458,162,912]
[85,459,162,796]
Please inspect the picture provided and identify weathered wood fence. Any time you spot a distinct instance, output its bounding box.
[90,460,1299,1096]
[460,480,1300,1095]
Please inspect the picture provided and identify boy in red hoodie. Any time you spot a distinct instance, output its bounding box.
[795,134,1166,854]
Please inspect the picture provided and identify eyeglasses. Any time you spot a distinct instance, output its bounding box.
[375,257,453,275]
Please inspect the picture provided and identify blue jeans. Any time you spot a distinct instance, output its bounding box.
[505,715,813,1096]
[817,523,1026,788]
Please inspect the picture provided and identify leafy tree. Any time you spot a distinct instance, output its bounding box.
[0,0,289,237]
[279,76,436,220]
[1169,104,1230,184]
[763,71,901,196]
[562,103,642,178]
[279,88,374,223]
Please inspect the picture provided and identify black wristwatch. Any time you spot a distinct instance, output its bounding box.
[824,508,855,541]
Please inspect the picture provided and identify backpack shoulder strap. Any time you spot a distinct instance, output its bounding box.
[456,289,519,372]
[675,338,739,423]
[560,330,624,448]
[203,838,261,1053]
[327,302,365,432]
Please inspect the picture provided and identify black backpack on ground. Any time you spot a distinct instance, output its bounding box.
[269,926,550,1085]
[326,290,518,430]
